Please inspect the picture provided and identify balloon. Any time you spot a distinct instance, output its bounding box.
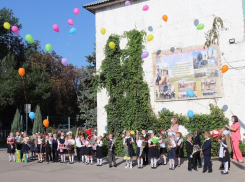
[148,26,153,31]
[147,34,153,41]
[3,22,10,29]
[69,27,77,34]
[194,19,199,27]
[125,1,130,6]
[222,65,229,73]
[141,51,149,59]
[18,68,25,77]
[11,26,19,33]
[162,15,168,22]
[74,8,80,15]
[170,47,175,53]
[156,50,161,55]
[43,119,49,127]
[29,112,35,120]
[197,23,204,30]
[100,28,106,35]
[93,73,96,76]
[223,105,228,112]
[68,19,73,25]
[25,34,34,44]
[186,89,194,97]
[187,110,194,118]
[109,42,115,49]
[45,43,52,52]
[61,58,68,66]
[52,24,59,32]
[143,5,149,11]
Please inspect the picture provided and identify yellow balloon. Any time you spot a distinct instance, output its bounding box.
[109,42,115,49]
[147,34,154,41]
[3,22,10,30]
[100,28,106,35]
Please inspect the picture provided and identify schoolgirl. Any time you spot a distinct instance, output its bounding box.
[66,131,75,164]
[7,132,15,162]
[80,135,87,163]
[148,131,160,169]
[36,133,44,163]
[175,132,183,167]
[75,128,82,162]
[123,130,135,169]
[44,135,53,164]
[85,135,93,165]
[30,133,36,160]
[52,133,58,162]
[96,135,103,166]
[168,132,176,170]
[21,132,30,162]
[58,131,67,163]
[219,130,231,175]
[136,130,145,168]
[158,136,167,165]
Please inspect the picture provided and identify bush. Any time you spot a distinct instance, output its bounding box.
[239,143,245,156]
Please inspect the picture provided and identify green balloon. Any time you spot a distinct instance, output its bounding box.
[25,34,33,43]
[197,23,204,30]
[45,43,52,52]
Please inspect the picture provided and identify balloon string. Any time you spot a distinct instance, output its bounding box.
[22,77,28,103]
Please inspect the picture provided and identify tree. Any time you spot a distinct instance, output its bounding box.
[77,51,97,128]
[11,108,21,132]
[32,105,44,134]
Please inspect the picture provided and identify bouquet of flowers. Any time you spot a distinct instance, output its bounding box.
[210,129,221,139]
[110,133,119,151]
[7,137,16,149]
[190,145,200,158]
[16,136,23,144]
[65,141,74,150]
[152,137,159,144]
[139,135,147,157]
[59,144,64,152]
[123,145,130,160]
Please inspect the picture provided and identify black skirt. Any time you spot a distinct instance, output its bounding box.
[219,151,230,162]
[160,147,167,155]
[68,148,75,154]
[175,146,181,157]
[168,148,176,159]
[37,144,45,153]
[96,146,103,158]
[136,147,145,158]
[148,146,160,158]
[80,147,86,155]
[128,146,135,157]
[21,144,30,153]
[7,144,15,154]
[86,147,92,155]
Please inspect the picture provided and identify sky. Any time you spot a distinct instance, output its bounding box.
[1,0,96,68]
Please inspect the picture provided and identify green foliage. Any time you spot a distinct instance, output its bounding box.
[11,108,21,133]
[32,105,44,134]
[239,143,245,156]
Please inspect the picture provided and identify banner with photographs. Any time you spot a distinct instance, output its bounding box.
[153,46,223,101]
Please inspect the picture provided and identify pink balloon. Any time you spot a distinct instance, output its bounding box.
[68,19,74,25]
[11,26,19,33]
[142,5,149,11]
[62,58,68,66]
[53,24,59,32]
[74,8,80,15]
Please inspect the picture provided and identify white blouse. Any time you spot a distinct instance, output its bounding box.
[75,137,82,147]
[123,137,134,144]
[136,140,143,147]
[97,140,103,147]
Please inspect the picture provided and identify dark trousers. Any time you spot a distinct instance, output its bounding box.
[203,155,212,171]
[187,155,193,170]
[76,147,81,161]
[52,148,58,162]
[143,148,148,165]
[109,151,116,165]
[193,151,202,169]
[46,149,52,162]
[17,144,23,159]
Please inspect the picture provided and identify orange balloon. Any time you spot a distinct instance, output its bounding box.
[18,68,25,77]
[222,65,229,73]
[43,119,49,127]
[162,15,168,22]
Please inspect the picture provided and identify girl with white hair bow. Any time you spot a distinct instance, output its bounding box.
[219,130,231,175]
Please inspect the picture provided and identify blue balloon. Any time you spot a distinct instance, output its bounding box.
[186,89,194,97]
[187,110,194,118]
[29,112,35,120]
[69,27,77,34]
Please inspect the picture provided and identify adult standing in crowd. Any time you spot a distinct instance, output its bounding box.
[169,116,179,133]
[225,115,244,163]
[141,130,148,165]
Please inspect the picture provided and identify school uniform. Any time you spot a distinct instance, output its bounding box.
[142,134,149,165]
[202,138,212,172]
[80,139,87,156]
[30,138,36,152]
[52,138,58,162]
[58,136,67,154]
[15,135,22,150]
[7,137,15,154]
[45,140,52,162]
[86,141,92,155]
[175,137,182,157]
[21,137,30,153]
[148,138,160,158]
[96,140,103,159]
[219,141,230,163]
[168,138,176,159]
[37,138,44,153]
[75,137,82,161]
[193,135,202,167]
[186,140,193,170]
[159,139,167,155]
[108,139,116,166]
[136,139,145,158]
[123,137,135,157]
[67,139,75,154]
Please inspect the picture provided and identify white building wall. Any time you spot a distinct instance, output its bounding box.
[95,0,245,138]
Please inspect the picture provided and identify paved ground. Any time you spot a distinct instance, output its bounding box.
[0,149,244,182]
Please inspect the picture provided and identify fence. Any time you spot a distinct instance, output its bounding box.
[0,130,11,140]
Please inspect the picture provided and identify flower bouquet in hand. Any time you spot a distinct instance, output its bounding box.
[139,135,146,157]
[190,145,200,158]
[110,133,119,151]
[7,137,16,149]
[152,137,159,144]
[59,144,64,153]
[65,141,73,150]
[210,129,221,140]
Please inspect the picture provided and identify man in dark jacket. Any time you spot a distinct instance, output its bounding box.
[52,133,58,162]
[186,134,194,171]
[201,132,212,173]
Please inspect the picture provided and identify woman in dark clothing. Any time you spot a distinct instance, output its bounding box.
[193,130,202,168]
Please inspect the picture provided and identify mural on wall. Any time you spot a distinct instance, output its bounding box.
[153,46,223,101]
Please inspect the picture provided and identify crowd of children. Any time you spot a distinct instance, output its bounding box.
[6,120,233,175]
